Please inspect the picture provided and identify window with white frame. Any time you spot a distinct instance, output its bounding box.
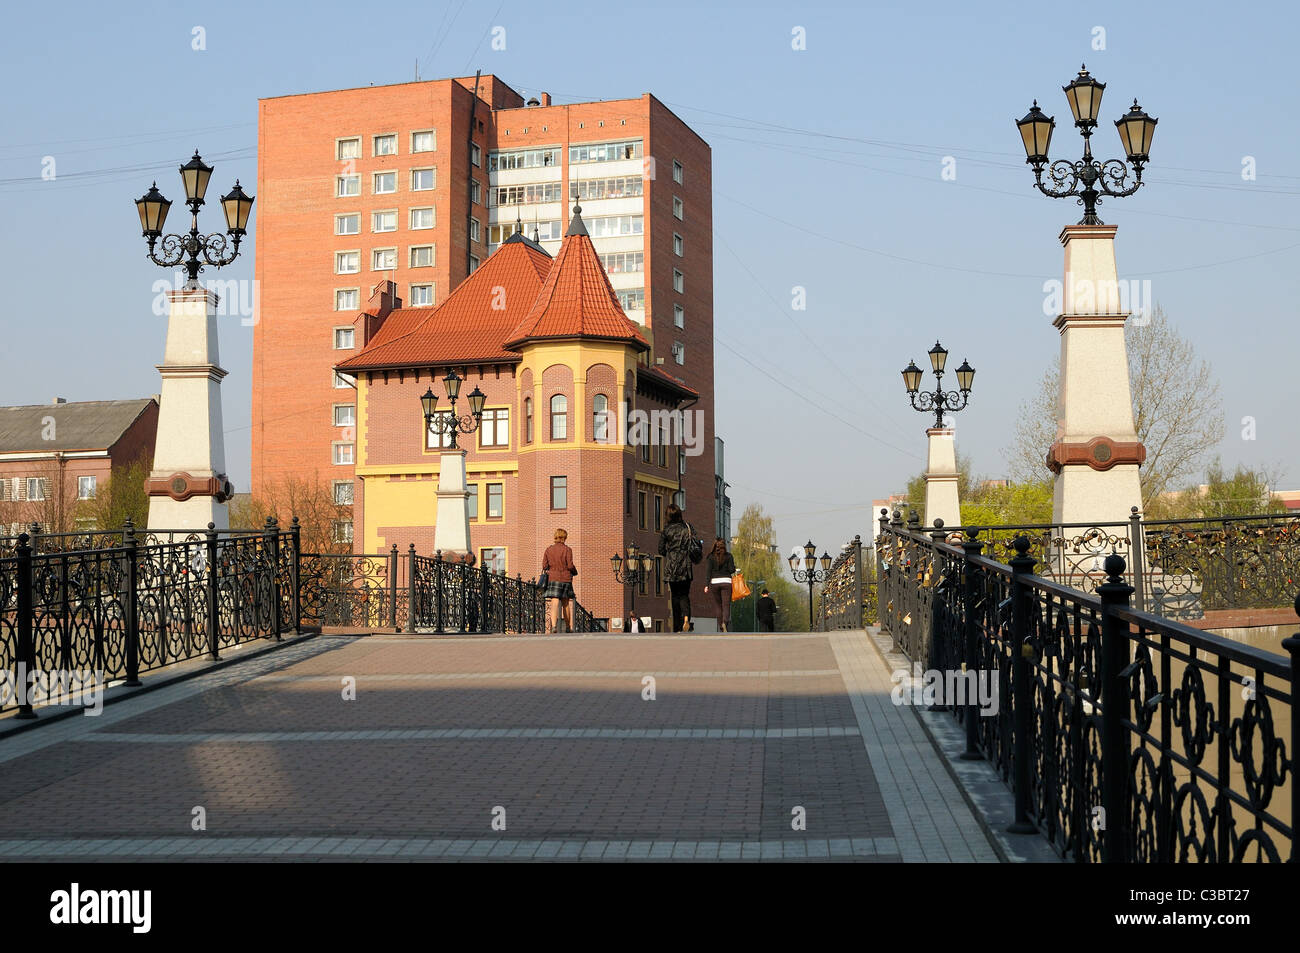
[77,475,96,500]
[673,269,684,292]
[471,143,481,166]
[550,476,567,511]
[409,245,434,268]
[489,147,559,171]
[486,484,503,520]
[372,247,397,270]
[335,213,360,235]
[336,175,360,197]
[371,209,397,233]
[333,326,355,349]
[333,404,356,427]
[481,547,506,573]
[333,370,354,388]
[332,520,353,543]
[469,254,479,273]
[673,196,684,220]
[672,159,683,184]
[411,130,435,153]
[335,288,360,311]
[600,251,643,274]
[426,411,453,449]
[672,342,685,365]
[550,394,567,440]
[332,481,354,505]
[593,394,610,442]
[674,304,684,328]
[673,232,684,256]
[411,168,435,191]
[570,176,643,202]
[466,484,479,520]
[495,182,565,206]
[409,283,434,307]
[479,408,509,448]
[410,207,435,230]
[568,140,643,164]
[585,214,643,238]
[335,251,360,274]
[616,288,645,312]
[471,178,481,204]
[469,218,480,243]
[373,133,397,156]
[332,443,355,465]
[337,138,361,161]
[373,171,396,194]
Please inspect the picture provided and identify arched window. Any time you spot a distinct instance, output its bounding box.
[550,394,568,440]
[593,394,609,442]
[524,397,533,443]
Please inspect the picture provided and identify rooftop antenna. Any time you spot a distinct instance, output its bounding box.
[531,209,539,243]
[415,58,420,81]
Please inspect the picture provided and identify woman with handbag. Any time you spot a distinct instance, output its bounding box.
[658,502,696,633]
[703,538,736,632]
[541,528,577,634]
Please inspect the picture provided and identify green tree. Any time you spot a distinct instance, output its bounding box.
[1147,458,1285,520]
[729,502,810,632]
[900,450,977,523]
[959,479,1054,527]
[80,454,151,531]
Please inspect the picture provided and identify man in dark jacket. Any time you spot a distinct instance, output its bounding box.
[756,589,777,632]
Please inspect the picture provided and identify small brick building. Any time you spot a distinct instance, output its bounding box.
[337,207,702,629]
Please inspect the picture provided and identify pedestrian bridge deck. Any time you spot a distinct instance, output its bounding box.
[0,630,1019,862]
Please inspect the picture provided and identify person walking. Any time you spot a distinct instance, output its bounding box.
[624,612,644,633]
[542,528,577,633]
[756,588,777,632]
[658,502,695,633]
[703,538,736,632]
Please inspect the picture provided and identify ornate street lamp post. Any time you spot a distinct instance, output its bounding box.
[1016,65,1157,225]
[610,544,655,588]
[136,150,254,285]
[901,341,975,428]
[420,370,487,451]
[788,540,832,630]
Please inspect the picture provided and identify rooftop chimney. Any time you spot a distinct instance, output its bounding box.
[526,97,540,107]
[540,92,551,106]
[51,397,66,405]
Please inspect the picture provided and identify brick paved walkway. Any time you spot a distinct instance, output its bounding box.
[0,631,1000,862]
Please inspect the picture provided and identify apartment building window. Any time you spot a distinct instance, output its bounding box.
[523,397,533,442]
[637,491,647,529]
[466,484,479,520]
[333,404,356,427]
[486,483,504,520]
[494,182,565,206]
[674,304,684,328]
[672,342,685,365]
[410,283,434,306]
[673,233,684,256]
[600,251,643,274]
[654,495,663,531]
[335,251,360,274]
[333,520,354,543]
[372,248,397,270]
[412,130,435,153]
[333,370,353,389]
[77,476,96,500]
[471,143,482,167]
[337,137,361,161]
[373,171,396,194]
[471,179,482,205]
[569,176,643,202]
[672,159,683,184]
[336,175,360,197]
[24,478,47,501]
[372,209,397,233]
[673,196,684,220]
[550,476,567,511]
[569,140,643,164]
[333,326,355,349]
[616,288,645,313]
[426,411,453,449]
[373,133,397,156]
[332,442,355,465]
[332,481,354,505]
[410,207,435,230]
[489,147,557,171]
[585,214,643,238]
[673,269,684,293]
[480,408,510,448]
[469,255,480,273]
[411,168,435,191]
[481,547,506,573]
[335,213,360,235]
[592,394,609,442]
[410,245,435,268]
[549,395,567,439]
[469,217,480,243]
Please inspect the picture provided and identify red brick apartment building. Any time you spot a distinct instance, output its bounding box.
[253,75,715,625]
[0,398,158,534]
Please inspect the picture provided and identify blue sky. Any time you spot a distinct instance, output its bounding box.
[1,0,1296,557]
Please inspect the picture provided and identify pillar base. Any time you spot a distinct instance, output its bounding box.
[433,450,471,556]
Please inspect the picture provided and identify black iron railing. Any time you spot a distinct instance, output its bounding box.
[877,516,1297,863]
[819,536,877,630]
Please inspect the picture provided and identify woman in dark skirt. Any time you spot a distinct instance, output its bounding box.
[542,528,577,633]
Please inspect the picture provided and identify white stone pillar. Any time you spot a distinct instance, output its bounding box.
[146,288,233,530]
[923,427,961,530]
[1048,224,1145,525]
[433,449,471,557]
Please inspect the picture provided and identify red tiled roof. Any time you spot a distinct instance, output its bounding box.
[337,238,553,370]
[638,363,698,399]
[504,210,650,351]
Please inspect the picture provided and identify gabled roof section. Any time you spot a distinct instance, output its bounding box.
[337,239,553,370]
[503,204,650,352]
[0,399,156,454]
